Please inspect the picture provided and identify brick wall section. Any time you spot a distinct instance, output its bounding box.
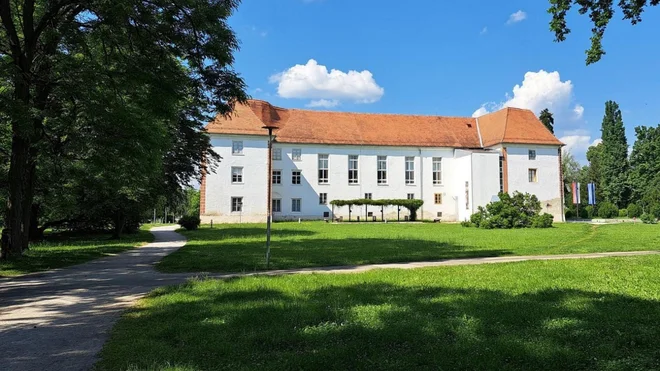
[199,169,207,216]
[502,147,509,193]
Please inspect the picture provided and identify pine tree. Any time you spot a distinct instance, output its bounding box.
[539,108,554,134]
[600,101,630,207]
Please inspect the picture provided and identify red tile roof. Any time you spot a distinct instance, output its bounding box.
[206,100,563,148]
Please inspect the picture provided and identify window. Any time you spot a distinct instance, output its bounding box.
[272,199,281,213]
[292,170,301,185]
[432,157,442,185]
[437,212,443,218]
[405,156,415,184]
[292,149,302,161]
[291,198,301,212]
[499,156,505,193]
[319,193,327,205]
[348,155,359,184]
[407,193,415,200]
[528,149,537,160]
[231,197,243,212]
[231,167,243,183]
[272,148,282,161]
[377,156,387,184]
[364,193,372,200]
[528,169,538,183]
[232,141,243,155]
[272,170,281,185]
[318,154,329,184]
[434,193,442,204]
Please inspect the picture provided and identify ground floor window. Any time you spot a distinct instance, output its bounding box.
[434,193,442,204]
[364,193,372,200]
[272,199,281,213]
[292,198,302,212]
[231,197,243,212]
[528,168,538,183]
[319,193,327,205]
[407,193,414,200]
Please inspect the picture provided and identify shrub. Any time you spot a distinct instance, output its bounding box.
[650,204,660,219]
[460,220,473,227]
[531,213,554,228]
[585,205,596,219]
[565,208,575,219]
[178,215,201,230]
[618,209,628,218]
[597,202,619,219]
[466,192,551,229]
[627,203,643,218]
[640,213,658,224]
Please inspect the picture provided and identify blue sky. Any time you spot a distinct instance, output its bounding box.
[228,0,660,163]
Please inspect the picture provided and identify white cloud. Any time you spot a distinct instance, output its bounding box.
[573,104,584,119]
[590,138,602,147]
[270,59,385,105]
[507,10,527,24]
[306,99,340,108]
[480,27,488,35]
[472,70,574,117]
[559,130,601,159]
[472,105,490,117]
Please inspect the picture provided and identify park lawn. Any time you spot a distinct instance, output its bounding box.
[0,230,153,277]
[99,255,660,370]
[156,222,660,273]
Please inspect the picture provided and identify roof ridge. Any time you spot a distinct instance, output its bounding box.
[288,107,474,120]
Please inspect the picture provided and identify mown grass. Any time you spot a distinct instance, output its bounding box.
[156,222,660,273]
[0,230,153,277]
[99,255,660,370]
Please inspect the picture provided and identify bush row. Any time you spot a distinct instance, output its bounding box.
[565,202,660,220]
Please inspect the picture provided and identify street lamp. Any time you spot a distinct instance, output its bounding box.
[263,124,277,269]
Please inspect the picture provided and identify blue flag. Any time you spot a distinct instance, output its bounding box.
[587,183,596,205]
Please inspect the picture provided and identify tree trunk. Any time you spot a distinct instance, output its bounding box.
[6,135,30,258]
[29,203,43,242]
[112,212,125,240]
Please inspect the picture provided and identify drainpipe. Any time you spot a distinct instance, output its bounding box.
[419,148,424,220]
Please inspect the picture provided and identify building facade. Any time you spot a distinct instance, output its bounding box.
[201,100,564,223]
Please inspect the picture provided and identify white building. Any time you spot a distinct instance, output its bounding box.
[201,100,565,223]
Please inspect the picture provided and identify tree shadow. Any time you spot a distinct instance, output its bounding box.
[98,280,660,370]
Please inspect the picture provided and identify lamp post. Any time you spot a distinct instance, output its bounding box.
[263,125,277,269]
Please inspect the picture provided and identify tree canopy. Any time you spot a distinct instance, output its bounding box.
[548,0,659,64]
[539,108,554,134]
[599,101,630,208]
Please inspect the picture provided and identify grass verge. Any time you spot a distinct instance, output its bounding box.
[157,222,660,273]
[99,255,660,370]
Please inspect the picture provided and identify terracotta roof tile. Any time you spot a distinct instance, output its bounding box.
[206,100,563,148]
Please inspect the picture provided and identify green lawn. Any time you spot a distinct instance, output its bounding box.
[156,222,660,273]
[99,255,660,370]
[0,230,154,277]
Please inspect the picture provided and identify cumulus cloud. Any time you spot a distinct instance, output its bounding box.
[269,59,384,106]
[507,10,527,24]
[472,70,574,117]
[573,104,585,119]
[472,106,490,117]
[306,99,340,108]
[591,138,602,146]
[559,130,602,159]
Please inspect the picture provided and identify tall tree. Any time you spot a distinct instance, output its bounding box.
[585,142,605,203]
[548,0,659,65]
[0,1,247,258]
[539,108,555,134]
[629,125,660,203]
[600,101,630,208]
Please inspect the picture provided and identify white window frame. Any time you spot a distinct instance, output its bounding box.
[291,198,302,213]
[292,169,302,185]
[292,148,302,162]
[319,193,327,205]
[432,157,442,185]
[528,149,537,161]
[407,193,415,200]
[318,154,329,184]
[528,168,538,183]
[231,197,243,212]
[272,170,281,185]
[272,148,282,161]
[377,155,387,184]
[364,193,373,200]
[405,156,415,185]
[231,167,243,184]
[272,198,281,213]
[232,141,243,155]
[348,155,359,184]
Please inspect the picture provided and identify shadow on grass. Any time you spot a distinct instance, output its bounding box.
[98,282,660,370]
[181,227,318,240]
[156,236,512,273]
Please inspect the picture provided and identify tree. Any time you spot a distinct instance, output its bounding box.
[1,1,247,258]
[600,101,630,208]
[585,142,605,203]
[629,125,660,203]
[548,0,659,65]
[539,108,555,134]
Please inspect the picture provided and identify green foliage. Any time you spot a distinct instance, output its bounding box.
[585,205,596,219]
[330,199,424,221]
[629,126,660,203]
[599,101,630,208]
[618,209,628,218]
[549,0,659,65]
[539,108,554,133]
[585,143,604,203]
[467,192,551,229]
[531,213,554,228]
[597,202,619,219]
[640,213,658,225]
[178,215,201,231]
[650,204,660,219]
[627,204,643,218]
[460,220,473,228]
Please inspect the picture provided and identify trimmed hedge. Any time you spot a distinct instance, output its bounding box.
[178,215,201,230]
[597,202,618,219]
[330,199,424,221]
